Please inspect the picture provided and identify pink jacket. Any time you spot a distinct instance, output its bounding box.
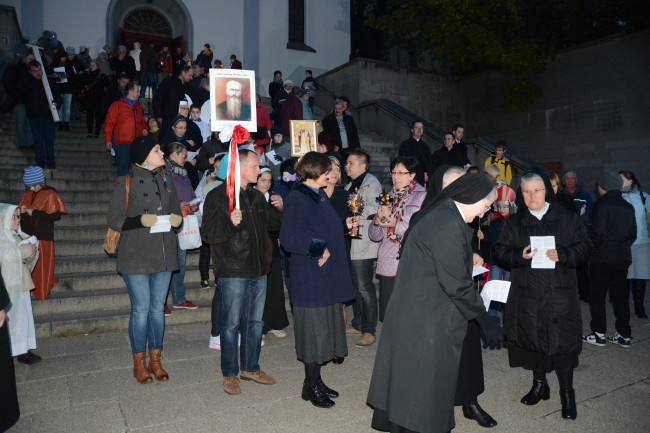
[368,184,427,277]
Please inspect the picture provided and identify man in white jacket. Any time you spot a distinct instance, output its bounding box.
[344,149,382,347]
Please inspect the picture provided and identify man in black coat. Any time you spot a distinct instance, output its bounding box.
[153,65,194,124]
[584,171,637,347]
[398,120,434,186]
[268,70,283,101]
[321,99,360,152]
[432,131,470,171]
[201,150,283,395]
[22,61,62,169]
[109,45,136,78]
[1,45,34,148]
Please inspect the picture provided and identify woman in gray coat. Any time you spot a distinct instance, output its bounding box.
[107,136,182,384]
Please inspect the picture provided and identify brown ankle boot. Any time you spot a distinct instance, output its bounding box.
[148,349,169,381]
[132,353,153,384]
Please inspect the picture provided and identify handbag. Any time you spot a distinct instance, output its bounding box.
[177,214,202,250]
[103,176,131,254]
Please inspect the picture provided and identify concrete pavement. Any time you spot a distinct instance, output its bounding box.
[8,303,650,433]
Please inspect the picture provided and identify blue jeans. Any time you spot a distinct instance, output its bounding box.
[489,264,510,282]
[139,72,158,99]
[114,144,132,177]
[123,272,172,354]
[350,259,378,334]
[57,93,72,123]
[13,103,34,148]
[168,242,187,305]
[218,276,267,376]
[29,117,56,168]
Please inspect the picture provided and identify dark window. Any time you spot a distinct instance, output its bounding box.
[288,0,305,43]
[287,0,316,52]
[123,8,172,37]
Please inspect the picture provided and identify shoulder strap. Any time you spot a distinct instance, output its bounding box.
[125,175,131,210]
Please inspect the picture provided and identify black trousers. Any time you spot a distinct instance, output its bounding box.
[454,320,485,406]
[589,263,631,338]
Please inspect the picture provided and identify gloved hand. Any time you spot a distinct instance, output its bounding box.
[169,213,183,228]
[140,214,158,227]
[476,314,504,350]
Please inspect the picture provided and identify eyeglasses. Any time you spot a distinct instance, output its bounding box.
[390,171,411,176]
[11,214,20,220]
[177,153,187,159]
[522,188,546,196]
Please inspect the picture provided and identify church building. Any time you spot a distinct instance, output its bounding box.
[3,0,351,95]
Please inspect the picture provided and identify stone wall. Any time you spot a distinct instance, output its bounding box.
[317,58,464,129]
[463,30,650,188]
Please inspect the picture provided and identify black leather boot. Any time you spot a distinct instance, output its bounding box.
[560,389,577,419]
[631,280,647,318]
[520,379,550,405]
[462,400,497,428]
[317,376,339,398]
[302,382,335,408]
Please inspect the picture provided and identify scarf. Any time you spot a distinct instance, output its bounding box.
[167,159,188,177]
[386,180,417,243]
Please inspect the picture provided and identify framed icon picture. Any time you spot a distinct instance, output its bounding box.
[290,120,319,157]
[208,68,257,132]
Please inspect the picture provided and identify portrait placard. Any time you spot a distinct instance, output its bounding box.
[289,120,319,157]
[209,69,257,132]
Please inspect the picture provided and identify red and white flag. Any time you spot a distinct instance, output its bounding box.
[224,125,250,213]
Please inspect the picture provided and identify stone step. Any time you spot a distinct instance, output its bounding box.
[55,266,203,293]
[0,190,113,205]
[34,301,211,338]
[33,284,213,317]
[56,212,110,227]
[3,178,115,193]
[1,154,113,168]
[55,252,201,274]
[55,224,119,241]
[0,166,115,181]
[56,239,108,257]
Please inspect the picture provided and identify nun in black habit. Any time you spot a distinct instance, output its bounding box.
[0,272,21,432]
[367,173,503,433]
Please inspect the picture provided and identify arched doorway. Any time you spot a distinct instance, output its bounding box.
[106,0,193,52]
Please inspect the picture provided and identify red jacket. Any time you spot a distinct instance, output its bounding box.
[255,102,272,146]
[104,98,146,145]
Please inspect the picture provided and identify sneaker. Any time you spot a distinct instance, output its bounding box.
[269,329,287,339]
[223,376,241,395]
[240,370,276,385]
[345,325,361,335]
[607,332,631,348]
[209,335,221,350]
[356,333,376,347]
[164,305,172,317]
[173,300,198,310]
[200,279,210,288]
[582,332,606,347]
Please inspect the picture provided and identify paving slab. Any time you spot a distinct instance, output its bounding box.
[7,302,650,433]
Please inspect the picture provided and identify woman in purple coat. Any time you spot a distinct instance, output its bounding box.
[279,152,356,409]
[163,142,198,313]
[368,157,426,322]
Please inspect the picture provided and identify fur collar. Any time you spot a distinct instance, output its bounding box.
[295,182,323,204]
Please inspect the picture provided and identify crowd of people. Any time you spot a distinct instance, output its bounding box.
[1,34,648,433]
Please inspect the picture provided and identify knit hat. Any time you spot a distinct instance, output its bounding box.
[65,46,76,55]
[79,45,88,53]
[23,166,45,187]
[130,136,158,165]
[597,171,622,192]
[216,154,229,180]
[496,185,515,203]
[283,79,293,86]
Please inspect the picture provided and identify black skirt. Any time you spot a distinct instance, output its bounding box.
[293,304,347,364]
[262,256,289,332]
[508,345,579,372]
